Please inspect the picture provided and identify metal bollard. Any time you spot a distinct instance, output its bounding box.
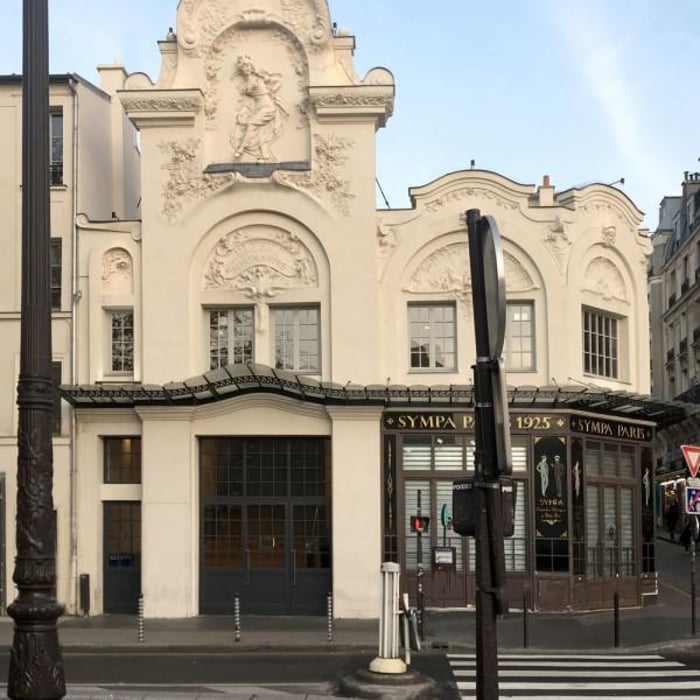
[327,591,334,642]
[368,562,406,674]
[234,593,241,643]
[416,564,425,640]
[138,594,145,643]
[613,591,620,647]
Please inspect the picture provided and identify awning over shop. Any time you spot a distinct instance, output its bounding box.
[59,364,698,429]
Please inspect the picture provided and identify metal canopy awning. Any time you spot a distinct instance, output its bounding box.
[60,363,697,429]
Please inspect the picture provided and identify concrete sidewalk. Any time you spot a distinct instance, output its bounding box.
[1,537,698,699]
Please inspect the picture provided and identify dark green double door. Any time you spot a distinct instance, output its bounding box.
[199,438,331,615]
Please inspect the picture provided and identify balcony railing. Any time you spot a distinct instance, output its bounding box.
[682,279,690,295]
[666,347,676,364]
[668,293,677,308]
[679,337,689,357]
[693,326,700,345]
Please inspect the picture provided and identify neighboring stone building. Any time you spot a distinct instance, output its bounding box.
[1,0,693,619]
[0,72,139,612]
[648,171,700,527]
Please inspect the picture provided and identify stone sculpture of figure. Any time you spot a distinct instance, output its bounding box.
[536,455,549,497]
[552,454,564,498]
[231,55,288,162]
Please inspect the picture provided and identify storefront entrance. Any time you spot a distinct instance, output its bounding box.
[199,437,331,615]
[103,502,141,614]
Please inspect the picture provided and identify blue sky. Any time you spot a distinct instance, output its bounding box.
[2,0,698,229]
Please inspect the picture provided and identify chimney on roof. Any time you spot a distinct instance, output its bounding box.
[537,174,554,207]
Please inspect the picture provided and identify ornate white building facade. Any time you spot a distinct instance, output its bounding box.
[1,0,689,618]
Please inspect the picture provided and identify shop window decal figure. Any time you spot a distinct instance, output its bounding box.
[536,454,549,497]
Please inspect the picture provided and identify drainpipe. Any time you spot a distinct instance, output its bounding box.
[68,75,80,615]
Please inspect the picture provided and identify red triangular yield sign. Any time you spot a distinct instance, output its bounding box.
[681,445,700,478]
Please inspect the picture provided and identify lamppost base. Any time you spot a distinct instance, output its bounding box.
[7,600,65,700]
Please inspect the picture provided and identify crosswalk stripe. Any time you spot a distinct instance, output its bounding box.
[453,668,700,677]
[450,660,683,668]
[448,651,700,698]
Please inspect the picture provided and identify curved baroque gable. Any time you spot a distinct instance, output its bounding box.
[204,226,318,298]
[178,0,331,55]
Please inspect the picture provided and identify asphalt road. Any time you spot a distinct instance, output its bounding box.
[0,650,460,698]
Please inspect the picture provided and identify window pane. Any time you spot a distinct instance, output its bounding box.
[111,310,134,372]
[50,238,62,309]
[504,481,527,572]
[104,437,142,484]
[273,307,319,372]
[506,302,535,371]
[408,304,456,370]
[50,110,63,185]
[436,481,463,571]
[51,361,62,436]
[209,308,253,370]
[434,436,464,471]
[402,436,431,471]
[405,480,430,570]
[583,308,620,379]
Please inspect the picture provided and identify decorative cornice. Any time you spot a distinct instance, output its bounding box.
[309,85,394,127]
[119,89,203,128]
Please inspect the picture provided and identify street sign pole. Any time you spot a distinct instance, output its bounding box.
[466,209,510,700]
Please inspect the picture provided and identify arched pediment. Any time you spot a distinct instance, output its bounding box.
[583,256,628,303]
[203,225,318,299]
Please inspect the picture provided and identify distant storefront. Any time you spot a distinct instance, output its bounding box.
[383,409,656,612]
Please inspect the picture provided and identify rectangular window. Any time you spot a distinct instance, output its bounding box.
[583,308,619,378]
[272,306,320,372]
[110,310,134,373]
[209,308,254,370]
[505,302,535,371]
[50,110,63,186]
[50,238,62,310]
[51,361,62,436]
[408,303,456,370]
[104,437,142,484]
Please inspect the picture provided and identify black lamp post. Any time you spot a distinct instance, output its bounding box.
[7,1,66,697]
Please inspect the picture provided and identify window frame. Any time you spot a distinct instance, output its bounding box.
[108,308,135,375]
[208,306,255,370]
[407,302,457,372]
[505,300,535,372]
[271,305,321,374]
[49,109,63,187]
[103,437,142,485]
[582,307,622,380]
[50,237,62,310]
[51,361,62,436]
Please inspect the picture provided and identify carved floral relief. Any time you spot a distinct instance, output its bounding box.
[204,227,318,300]
[583,257,628,302]
[542,216,572,274]
[275,133,355,215]
[101,249,134,294]
[404,243,537,302]
[159,139,235,221]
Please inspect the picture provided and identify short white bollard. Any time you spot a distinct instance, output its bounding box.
[369,562,407,674]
